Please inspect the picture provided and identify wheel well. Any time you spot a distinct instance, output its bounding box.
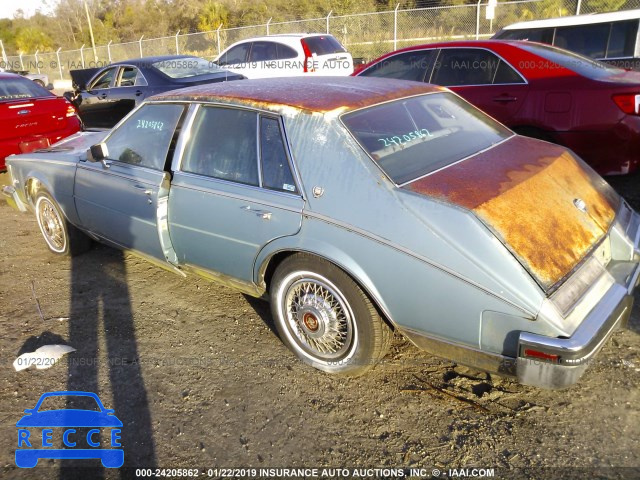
[261,250,396,332]
[25,178,42,205]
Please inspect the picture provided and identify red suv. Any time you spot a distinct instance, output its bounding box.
[355,40,640,175]
[0,73,81,171]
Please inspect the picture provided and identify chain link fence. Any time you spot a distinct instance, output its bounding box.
[2,0,639,82]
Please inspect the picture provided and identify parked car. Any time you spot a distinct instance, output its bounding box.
[216,34,354,78]
[0,68,51,88]
[0,72,81,171]
[355,40,640,175]
[494,9,640,71]
[65,55,244,129]
[3,77,639,389]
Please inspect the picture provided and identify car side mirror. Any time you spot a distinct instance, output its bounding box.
[88,143,109,162]
[23,408,34,414]
[46,83,54,91]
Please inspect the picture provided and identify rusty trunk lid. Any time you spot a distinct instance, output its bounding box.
[405,135,620,292]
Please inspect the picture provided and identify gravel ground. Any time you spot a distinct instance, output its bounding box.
[0,171,639,480]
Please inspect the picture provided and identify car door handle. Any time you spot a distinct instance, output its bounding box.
[493,95,517,103]
[99,93,108,99]
[135,90,143,96]
[241,205,272,220]
[133,184,153,195]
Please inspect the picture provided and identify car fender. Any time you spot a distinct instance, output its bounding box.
[254,234,396,327]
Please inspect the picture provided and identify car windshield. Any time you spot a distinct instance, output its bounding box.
[152,57,226,79]
[342,92,512,185]
[518,42,623,79]
[0,77,53,101]
[37,395,101,412]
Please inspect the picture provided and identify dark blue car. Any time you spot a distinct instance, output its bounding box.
[66,54,244,129]
[16,391,123,468]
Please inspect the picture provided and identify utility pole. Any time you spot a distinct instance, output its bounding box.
[83,0,98,62]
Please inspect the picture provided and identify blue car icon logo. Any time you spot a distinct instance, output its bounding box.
[16,391,123,468]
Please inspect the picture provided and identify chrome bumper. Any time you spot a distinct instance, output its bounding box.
[2,185,28,212]
[517,206,640,389]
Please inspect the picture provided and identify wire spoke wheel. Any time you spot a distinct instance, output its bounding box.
[284,277,354,360]
[271,253,392,375]
[36,196,67,253]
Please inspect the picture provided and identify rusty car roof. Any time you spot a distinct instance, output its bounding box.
[151,76,445,113]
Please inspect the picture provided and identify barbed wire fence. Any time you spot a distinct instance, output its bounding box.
[1,0,639,82]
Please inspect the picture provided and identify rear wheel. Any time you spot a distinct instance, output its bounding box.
[270,253,392,376]
[34,191,90,256]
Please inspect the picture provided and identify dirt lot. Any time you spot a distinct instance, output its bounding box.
[0,171,639,479]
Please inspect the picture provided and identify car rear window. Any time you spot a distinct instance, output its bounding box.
[342,92,512,185]
[152,57,226,79]
[517,42,622,79]
[0,77,53,101]
[303,36,346,55]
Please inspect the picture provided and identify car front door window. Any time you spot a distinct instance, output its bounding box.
[105,104,185,170]
[91,67,117,90]
[361,50,437,82]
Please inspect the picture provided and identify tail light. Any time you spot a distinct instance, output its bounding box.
[612,93,640,115]
[300,39,314,73]
[64,101,77,118]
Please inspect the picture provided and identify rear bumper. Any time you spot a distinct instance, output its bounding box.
[516,206,640,389]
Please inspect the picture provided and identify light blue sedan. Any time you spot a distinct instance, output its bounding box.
[3,77,639,388]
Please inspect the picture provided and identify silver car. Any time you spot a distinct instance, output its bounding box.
[3,77,639,388]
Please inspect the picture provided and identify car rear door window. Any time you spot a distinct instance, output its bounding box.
[260,117,297,193]
[91,67,117,89]
[360,50,437,82]
[104,103,185,170]
[249,42,278,62]
[276,43,298,60]
[181,106,259,186]
[431,49,500,86]
[554,23,610,59]
[117,67,138,87]
[492,59,525,84]
[607,20,639,58]
[219,43,250,65]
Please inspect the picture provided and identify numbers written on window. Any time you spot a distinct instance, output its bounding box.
[182,107,298,194]
[378,129,433,148]
[104,104,185,170]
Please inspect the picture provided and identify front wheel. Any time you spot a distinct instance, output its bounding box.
[34,191,90,256]
[270,253,392,376]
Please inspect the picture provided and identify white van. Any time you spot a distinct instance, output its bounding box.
[216,34,354,78]
[494,9,640,70]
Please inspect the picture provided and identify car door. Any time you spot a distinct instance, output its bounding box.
[74,103,186,260]
[430,48,529,124]
[168,105,304,284]
[78,67,119,128]
[101,66,148,126]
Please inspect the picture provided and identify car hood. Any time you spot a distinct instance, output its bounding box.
[16,409,123,427]
[404,135,620,292]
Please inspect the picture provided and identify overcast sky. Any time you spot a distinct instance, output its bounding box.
[0,1,52,19]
